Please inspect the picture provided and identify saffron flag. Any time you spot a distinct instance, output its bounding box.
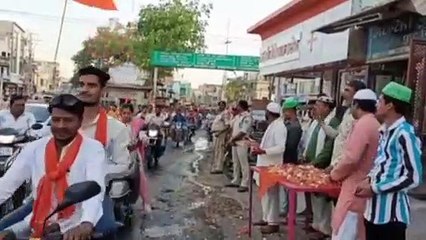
[73,0,117,10]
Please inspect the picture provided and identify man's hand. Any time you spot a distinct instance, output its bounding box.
[63,222,94,240]
[355,178,374,198]
[251,147,266,155]
[324,165,333,174]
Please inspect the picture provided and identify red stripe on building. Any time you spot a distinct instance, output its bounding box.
[248,0,347,40]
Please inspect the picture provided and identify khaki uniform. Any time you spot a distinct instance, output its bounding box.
[211,110,231,172]
[231,111,253,188]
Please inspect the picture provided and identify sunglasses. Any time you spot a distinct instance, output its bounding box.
[49,94,82,109]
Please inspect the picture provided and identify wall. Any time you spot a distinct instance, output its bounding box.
[108,63,148,85]
[259,1,352,75]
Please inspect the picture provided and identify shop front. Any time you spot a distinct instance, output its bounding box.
[248,0,371,102]
[315,0,426,196]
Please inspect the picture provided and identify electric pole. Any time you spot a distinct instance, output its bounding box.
[52,0,69,91]
[221,19,231,101]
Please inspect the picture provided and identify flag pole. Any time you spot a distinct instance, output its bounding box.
[52,0,69,90]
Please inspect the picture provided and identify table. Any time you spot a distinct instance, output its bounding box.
[248,166,340,240]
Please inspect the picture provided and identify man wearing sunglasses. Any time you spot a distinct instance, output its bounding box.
[0,94,107,239]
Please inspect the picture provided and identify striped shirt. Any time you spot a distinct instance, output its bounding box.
[364,117,423,225]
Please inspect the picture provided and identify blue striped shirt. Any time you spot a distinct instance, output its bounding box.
[364,117,423,225]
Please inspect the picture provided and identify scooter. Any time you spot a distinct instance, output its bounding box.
[106,157,140,228]
[0,181,114,240]
[0,124,42,218]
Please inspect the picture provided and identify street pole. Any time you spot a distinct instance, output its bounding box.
[221,19,231,101]
[153,67,158,104]
[52,0,69,91]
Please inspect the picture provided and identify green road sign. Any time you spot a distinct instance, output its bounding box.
[151,51,259,72]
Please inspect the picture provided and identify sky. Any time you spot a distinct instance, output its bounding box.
[0,0,290,88]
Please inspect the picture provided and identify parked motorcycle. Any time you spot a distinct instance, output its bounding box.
[106,156,140,228]
[0,181,114,240]
[0,124,42,218]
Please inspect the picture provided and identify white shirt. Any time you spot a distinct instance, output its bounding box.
[81,114,132,175]
[148,114,165,126]
[0,136,107,233]
[257,118,287,167]
[0,110,36,135]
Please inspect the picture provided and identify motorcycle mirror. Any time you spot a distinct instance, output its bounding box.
[31,123,43,130]
[43,181,101,229]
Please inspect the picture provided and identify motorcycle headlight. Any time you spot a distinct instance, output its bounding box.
[148,130,159,137]
[0,135,16,144]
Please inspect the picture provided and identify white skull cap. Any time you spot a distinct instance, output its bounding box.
[353,89,377,101]
[266,102,281,114]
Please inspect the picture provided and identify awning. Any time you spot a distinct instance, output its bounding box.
[314,0,425,34]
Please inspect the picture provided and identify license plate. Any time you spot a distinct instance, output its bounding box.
[0,147,13,156]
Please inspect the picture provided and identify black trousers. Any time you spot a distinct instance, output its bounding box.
[364,219,406,240]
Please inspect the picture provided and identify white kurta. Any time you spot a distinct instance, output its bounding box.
[256,118,287,224]
[81,115,132,176]
[0,136,107,234]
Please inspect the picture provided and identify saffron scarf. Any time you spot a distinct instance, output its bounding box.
[95,108,108,146]
[30,134,83,237]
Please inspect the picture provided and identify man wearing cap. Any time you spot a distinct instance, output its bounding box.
[329,89,380,240]
[282,97,303,164]
[252,102,287,234]
[303,95,340,238]
[0,94,107,239]
[356,82,422,240]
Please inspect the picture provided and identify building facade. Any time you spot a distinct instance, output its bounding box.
[248,0,370,103]
[33,61,59,92]
[198,83,222,106]
[0,21,35,96]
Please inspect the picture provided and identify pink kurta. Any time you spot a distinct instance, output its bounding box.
[130,117,152,206]
[330,113,380,239]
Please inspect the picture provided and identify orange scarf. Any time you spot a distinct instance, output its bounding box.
[95,108,108,146]
[30,134,83,237]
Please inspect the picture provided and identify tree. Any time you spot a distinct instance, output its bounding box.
[134,0,212,79]
[225,78,250,102]
[71,23,136,85]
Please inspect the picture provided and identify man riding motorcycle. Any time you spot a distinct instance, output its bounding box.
[0,94,107,239]
[0,66,133,235]
[170,108,187,147]
[0,94,36,135]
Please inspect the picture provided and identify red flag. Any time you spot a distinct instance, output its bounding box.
[73,0,117,10]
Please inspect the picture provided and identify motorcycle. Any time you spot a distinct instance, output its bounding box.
[0,124,42,218]
[106,156,140,228]
[140,124,164,169]
[172,122,184,148]
[0,181,114,240]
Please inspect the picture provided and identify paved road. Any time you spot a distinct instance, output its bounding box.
[119,135,220,240]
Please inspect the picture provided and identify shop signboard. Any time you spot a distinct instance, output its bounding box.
[367,15,426,61]
[151,51,260,72]
[258,1,351,75]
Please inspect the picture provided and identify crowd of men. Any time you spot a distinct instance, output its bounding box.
[210,80,422,240]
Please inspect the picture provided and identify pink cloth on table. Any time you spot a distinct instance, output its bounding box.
[330,114,380,238]
[131,117,151,205]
